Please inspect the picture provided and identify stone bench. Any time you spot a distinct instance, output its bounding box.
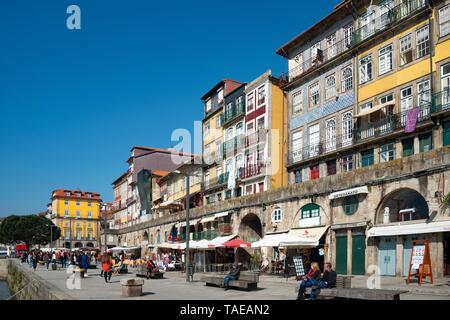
[121,278,144,297]
[313,288,408,300]
[201,272,259,291]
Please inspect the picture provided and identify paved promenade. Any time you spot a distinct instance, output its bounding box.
[13,261,450,300]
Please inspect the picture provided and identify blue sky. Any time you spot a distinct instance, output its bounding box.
[0,0,336,216]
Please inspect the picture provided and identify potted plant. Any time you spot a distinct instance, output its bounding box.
[443,192,450,206]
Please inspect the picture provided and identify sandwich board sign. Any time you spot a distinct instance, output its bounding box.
[407,240,433,286]
[293,256,305,277]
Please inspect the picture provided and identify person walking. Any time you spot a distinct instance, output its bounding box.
[102,255,113,283]
[43,252,50,270]
[32,252,38,272]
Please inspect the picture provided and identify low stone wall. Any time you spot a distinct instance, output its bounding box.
[5,259,71,300]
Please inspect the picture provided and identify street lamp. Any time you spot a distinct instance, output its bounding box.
[173,167,202,282]
[99,202,108,254]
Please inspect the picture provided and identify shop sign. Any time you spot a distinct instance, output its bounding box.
[329,186,369,200]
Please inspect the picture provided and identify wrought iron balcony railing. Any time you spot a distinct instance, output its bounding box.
[241,163,266,179]
[220,102,245,127]
[223,135,245,155]
[352,0,428,47]
[204,172,229,191]
[431,89,450,114]
[246,130,267,147]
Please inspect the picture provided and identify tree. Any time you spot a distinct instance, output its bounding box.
[0,215,61,247]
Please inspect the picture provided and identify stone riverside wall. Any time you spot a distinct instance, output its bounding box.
[2,259,71,300]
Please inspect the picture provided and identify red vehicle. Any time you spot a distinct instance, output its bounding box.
[15,244,27,256]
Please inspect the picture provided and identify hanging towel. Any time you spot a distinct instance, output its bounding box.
[405,107,420,133]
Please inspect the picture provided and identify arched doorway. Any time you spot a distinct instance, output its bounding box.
[74,242,83,248]
[237,214,262,267]
[64,242,71,249]
[86,242,94,248]
[143,231,149,241]
[376,188,429,224]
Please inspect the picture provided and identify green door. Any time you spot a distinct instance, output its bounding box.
[402,138,414,157]
[352,234,366,275]
[444,121,450,147]
[336,235,348,275]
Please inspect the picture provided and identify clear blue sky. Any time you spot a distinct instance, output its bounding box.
[0,0,336,216]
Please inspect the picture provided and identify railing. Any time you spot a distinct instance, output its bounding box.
[431,89,450,114]
[223,135,245,155]
[241,163,266,179]
[354,103,431,142]
[287,133,354,166]
[204,172,229,190]
[126,196,136,206]
[352,0,427,47]
[246,130,267,147]
[203,150,223,165]
[220,102,245,126]
[193,230,220,241]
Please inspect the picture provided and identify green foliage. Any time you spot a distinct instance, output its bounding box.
[443,192,450,205]
[0,215,61,246]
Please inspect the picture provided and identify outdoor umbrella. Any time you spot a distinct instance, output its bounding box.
[223,239,251,248]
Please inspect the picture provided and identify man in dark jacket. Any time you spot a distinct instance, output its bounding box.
[309,262,337,300]
[222,263,240,291]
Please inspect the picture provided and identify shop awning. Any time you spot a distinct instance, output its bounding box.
[209,234,237,248]
[329,186,369,200]
[200,216,216,223]
[179,219,199,227]
[354,102,395,118]
[368,221,450,237]
[156,242,177,249]
[286,226,329,247]
[199,211,230,224]
[214,211,230,218]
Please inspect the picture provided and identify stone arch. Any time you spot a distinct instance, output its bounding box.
[292,202,328,228]
[143,231,149,241]
[238,213,262,242]
[375,188,429,224]
[86,242,94,248]
[74,242,83,248]
[64,242,71,249]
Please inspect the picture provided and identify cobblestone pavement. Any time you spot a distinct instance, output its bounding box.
[20,263,450,300]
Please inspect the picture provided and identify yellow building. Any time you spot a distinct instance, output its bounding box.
[353,0,450,161]
[49,189,101,249]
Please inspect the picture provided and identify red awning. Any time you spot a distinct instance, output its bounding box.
[223,239,251,248]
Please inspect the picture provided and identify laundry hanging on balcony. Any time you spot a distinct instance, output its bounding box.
[405,107,420,133]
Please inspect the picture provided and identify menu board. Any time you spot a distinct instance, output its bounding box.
[411,245,425,269]
[293,256,305,276]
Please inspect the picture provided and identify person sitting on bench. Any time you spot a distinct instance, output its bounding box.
[309,262,337,300]
[222,262,240,291]
[297,262,321,300]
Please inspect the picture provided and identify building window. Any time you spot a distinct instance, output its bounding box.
[325,75,336,100]
[342,112,353,145]
[308,124,320,157]
[359,55,372,84]
[88,211,92,218]
[401,87,413,113]
[292,90,303,114]
[65,192,71,196]
[417,80,431,107]
[378,44,393,75]
[342,196,359,216]
[416,25,430,59]
[311,42,322,64]
[379,93,394,105]
[76,210,81,218]
[272,208,282,223]
[86,194,91,198]
[419,132,433,152]
[327,159,337,176]
[247,93,254,112]
[218,89,224,104]
[292,130,303,163]
[64,200,69,205]
[206,99,212,112]
[325,118,336,151]
[341,67,353,92]
[443,121,450,147]
[301,204,320,219]
[216,114,222,128]
[309,83,320,107]
[87,202,91,207]
[310,165,320,180]
[204,122,210,136]
[379,143,396,163]
[64,210,69,217]
[402,138,415,157]
[343,23,354,48]
[294,170,302,184]
[341,155,353,172]
[257,85,266,106]
[400,34,413,65]
[326,33,337,59]
[361,149,374,167]
[76,201,80,206]
[439,4,450,37]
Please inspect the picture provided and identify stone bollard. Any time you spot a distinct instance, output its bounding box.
[120,278,144,297]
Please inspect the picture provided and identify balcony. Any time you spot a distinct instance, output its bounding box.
[246,130,267,148]
[203,150,223,166]
[204,172,229,191]
[287,133,354,166]
[192,230,220,241]
[354,103,431,142]
[352,0,428,47]
[220,102,245,127]
[431,90,450,114]
[223,135,245,156]
[241,163,266,180]
[126,196,136,206]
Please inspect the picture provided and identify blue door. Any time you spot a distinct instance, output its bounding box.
[378,237,396,276]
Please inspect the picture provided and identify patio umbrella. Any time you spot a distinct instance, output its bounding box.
[223,239,251,248]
